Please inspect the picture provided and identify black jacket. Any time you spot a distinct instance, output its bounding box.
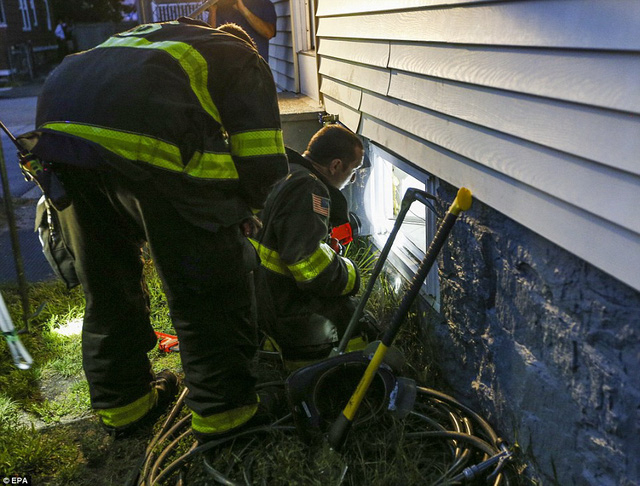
[31,18,288,230]
[252,148,360,322]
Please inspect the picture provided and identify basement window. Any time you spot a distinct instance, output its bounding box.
[358,142,439,307]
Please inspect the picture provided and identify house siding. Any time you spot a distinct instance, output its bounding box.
[269,0,294,91]
[316,1,640,293]
[315,0,640,483]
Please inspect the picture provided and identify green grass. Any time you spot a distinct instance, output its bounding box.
[0,241,524,485]
[0,270,166,484]
[0,422,81,480]
[40,333,83,378]
[0,394,20,423]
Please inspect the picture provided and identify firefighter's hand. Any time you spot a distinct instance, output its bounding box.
[240,215,263,237]
[328,237,344,255]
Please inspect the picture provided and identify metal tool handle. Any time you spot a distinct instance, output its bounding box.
[0,128,31,331]
[0,292,33,370]
[327,187,472,451]
[189,0,219,18]
[333,188,437,355]
[0,119,21,149]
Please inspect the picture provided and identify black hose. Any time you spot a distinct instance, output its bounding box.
[409,389,511,485]
[416,387,501,447]
[202,458,243,486]
[142,415,192,484]
[150,429,193,485]
[136,389,190,486]
[447,417,474,477]
[151,425,297,485]
[404,431,497,457]
[136,367,512,484]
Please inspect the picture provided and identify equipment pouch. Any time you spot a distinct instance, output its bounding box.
[16,131,70,211]
[35,196,80,289]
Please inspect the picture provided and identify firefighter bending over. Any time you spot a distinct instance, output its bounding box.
[25,18,288,442]
[252,125,377,367]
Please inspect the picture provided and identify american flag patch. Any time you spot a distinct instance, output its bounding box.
[312,193,330,217]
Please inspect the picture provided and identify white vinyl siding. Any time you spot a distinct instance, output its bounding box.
[316,0,640,292]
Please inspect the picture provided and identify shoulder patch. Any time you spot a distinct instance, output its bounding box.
[312,193,330,217]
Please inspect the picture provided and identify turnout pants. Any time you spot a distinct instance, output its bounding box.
[53,166,259,428]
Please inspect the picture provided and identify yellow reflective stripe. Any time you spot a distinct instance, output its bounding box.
[249,239,290,276]
[341,258,358,296]
[96,389,158,428]
[42,122,239,180]
[185,151,238,179]
[251,239,337,283]
[191,402,258,434]
[97,35,222,125]
[42,122,183,171]
[288,242,335,283]
[230,130,285,158]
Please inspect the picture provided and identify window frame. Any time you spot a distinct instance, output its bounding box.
[19,0,32,31]
[29,0,38,27]
[358,141,440,308]
[42,0,52,30]
[292,0,316,53]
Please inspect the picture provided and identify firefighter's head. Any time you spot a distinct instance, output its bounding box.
[218,23,257,51]
[304,125,364,190]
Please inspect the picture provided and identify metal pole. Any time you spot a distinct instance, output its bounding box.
[137,0,152,24]
[188,0,219,20]
[332,188,437,355]
[0,133,31,332]
[327,187,472,451]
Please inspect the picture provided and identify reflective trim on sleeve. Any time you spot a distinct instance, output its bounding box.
[249,238,289,276]
[96,389,158,428]
[41,122,239,180]
[191,402,258,435]
[341,258,358,296]
[185,151,238,179]
[288,242,335,283]
[250,239,338,284]
[96,35,222,125]
[230,129,285,158]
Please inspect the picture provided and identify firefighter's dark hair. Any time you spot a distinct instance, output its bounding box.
[218,23,258,51]
[305,125,363,167]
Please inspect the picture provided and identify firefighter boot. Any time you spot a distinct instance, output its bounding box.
[193,386,286,444]
[102,370,181,439]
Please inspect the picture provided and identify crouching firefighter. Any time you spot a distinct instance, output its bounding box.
[23,19,289,442]
[252,125,379,369]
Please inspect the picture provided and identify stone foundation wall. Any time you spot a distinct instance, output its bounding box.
[432,181,640,485]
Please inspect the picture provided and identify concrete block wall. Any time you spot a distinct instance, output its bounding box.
[432,181,640,485]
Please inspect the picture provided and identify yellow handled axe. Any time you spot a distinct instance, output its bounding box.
[327,187,472,451]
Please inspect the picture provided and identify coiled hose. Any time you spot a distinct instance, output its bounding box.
[129,382,515,485]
